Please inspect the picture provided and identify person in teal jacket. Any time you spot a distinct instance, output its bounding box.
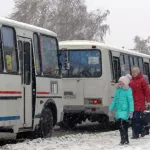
[108,74,134,145]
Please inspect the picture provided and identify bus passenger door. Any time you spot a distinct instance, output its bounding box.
[18,37,33,127]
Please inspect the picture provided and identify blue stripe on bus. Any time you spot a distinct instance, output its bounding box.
[0,115,40,121]
[0,116,20,121]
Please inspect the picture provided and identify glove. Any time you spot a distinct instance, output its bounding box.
[129,112,133,118]
[108,111,113,117]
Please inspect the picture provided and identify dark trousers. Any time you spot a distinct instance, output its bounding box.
[116,119,129,143]
[132,111,147,136]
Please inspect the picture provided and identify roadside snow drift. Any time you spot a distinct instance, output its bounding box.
[1,130,150,150]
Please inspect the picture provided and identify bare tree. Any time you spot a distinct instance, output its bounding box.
[11,0,110,41]
[133,36,150,54]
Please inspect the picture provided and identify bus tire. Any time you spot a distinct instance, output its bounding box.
[37,107,53,138]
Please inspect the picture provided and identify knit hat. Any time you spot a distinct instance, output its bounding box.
[132,67,141,74]
[119,74,132,86]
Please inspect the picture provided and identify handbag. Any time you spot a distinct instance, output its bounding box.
[141,105,150,127]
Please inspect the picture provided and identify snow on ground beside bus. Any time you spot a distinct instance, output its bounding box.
[1,129,150,150]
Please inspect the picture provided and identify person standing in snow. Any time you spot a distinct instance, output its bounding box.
[108,74,134,145]
[130,67,150,139]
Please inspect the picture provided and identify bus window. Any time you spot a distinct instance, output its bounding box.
[109,51,113,81]
[138,57,144,73]
[120,55,125,65]
[24,42,31,85]
[59,51,69,77]
[69,50,101,77]
[2,26,18,73]
[18,41,23,83]
[130,56,134,70]
[0,31,3,72]
[33,33,41,75]
[144,62,150,83]
[69,51,81,77]
[41,35,59,77]
[120,54,130,75]
[112,56,121,82]
[134,57,138,67]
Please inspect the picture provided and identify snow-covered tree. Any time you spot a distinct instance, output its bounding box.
[133,36,150,54]
[11,0,110,41]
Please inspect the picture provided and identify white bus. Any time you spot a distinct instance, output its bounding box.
[59,40,150,128]
[0,17,63,138]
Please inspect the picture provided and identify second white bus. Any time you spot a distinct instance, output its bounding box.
[59,40,150,128]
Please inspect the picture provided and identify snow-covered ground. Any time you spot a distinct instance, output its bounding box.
[1,129,150,150]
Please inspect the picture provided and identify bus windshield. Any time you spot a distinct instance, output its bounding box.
[60,49,101,78]
[41,35,59,77]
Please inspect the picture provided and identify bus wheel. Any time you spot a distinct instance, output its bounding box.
[37,107,53,138]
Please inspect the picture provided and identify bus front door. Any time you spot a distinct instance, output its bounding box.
[18,37,33,128]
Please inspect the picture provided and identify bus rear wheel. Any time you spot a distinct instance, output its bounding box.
[37,107,53,138]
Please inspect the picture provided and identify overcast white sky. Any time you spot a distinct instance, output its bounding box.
[1,0,150,49]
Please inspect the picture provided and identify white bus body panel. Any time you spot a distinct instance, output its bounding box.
[34,78,63,127]
[0,75,21,131]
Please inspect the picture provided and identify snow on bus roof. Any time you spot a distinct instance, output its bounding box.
[0,16,57,37]
[59,40,150,59]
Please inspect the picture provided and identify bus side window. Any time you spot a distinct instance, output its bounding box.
[40,35,59,77]
[129,56,134,70]
[59,51,69,77]
[24,42,31,85]
[109,51,113,81]
[0,31,3,72]
[1,26,18,73]
[69,51,80,77]
[144,62,150,83]
[109,51,121,82]
[138,57,144,73]
[120,54,130,75]
[33,33,41,75]
[112,57,121,83]
[134,57,138,67]
[18,41,23,84]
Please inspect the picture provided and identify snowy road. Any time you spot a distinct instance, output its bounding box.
[0,122,115,147]
[1,129,150,150]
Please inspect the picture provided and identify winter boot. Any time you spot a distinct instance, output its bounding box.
[141,130,146,137]
[123,121,129,144]
[141,125,146,137]
[119,129,125,145]
[131,133,139,139]
[124,131,129,144]
[131,130,139,139]
[144,127,149,135]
